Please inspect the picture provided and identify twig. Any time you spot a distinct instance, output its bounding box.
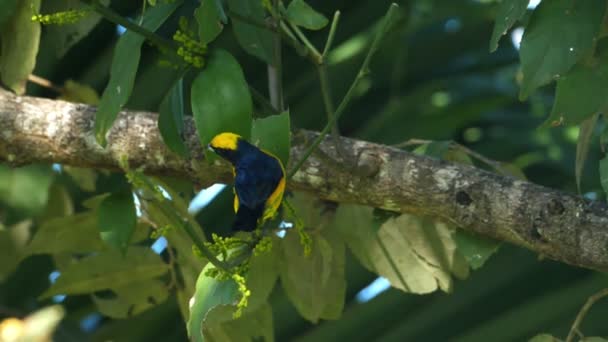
[565,288,608,342]
[287,21,322,63]
[267,0,284,111]
[322,11,341,58]
[287,3,400,179]
[27,75,62,93]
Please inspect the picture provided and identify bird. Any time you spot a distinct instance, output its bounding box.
[208,132,286,232]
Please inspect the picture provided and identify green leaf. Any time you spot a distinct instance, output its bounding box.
[251,111,291,166]
[58,79,100,105]
[529,334,559,342]
[279,212,346,323]
[0,165,54,216]
[336,209,468,294]
[27,211,106,255]
[575,114,599,193]
[41,246,169,298]
[581,338,608,342]
[159,78,189,157]
[547,63,608,126]
[98,190,137,253]
[0,220,32,281]
[63,166,97,192]
[191,49,253,157]
[94,2,178,146]
[489,0,528,52]
[599,155,608,196]
[246,238,279,311]
[0,0,41,94]
[203,303,274,341]
[452,230,501,270]
[519,0,605,99]
[195,0,224,44]
[286,0,329,30]
[187,263,239,342]
[226,0,274,64]
[0,0,18,27]
[92,279,169,318]
[41,183,74,221]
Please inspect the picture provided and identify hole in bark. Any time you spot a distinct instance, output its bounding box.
[456,191,473,206]
[546,198,565,216]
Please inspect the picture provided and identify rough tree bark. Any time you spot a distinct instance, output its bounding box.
[1,89,608,272]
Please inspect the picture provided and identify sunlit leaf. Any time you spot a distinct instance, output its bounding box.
[99,190,137,253]
[0,165,54,216]
[59,80,100,105]
[286,0,329,30]
[519,0,605,99]
[203,303,274,341]
[452,230,501,270]
[63,166,97,192]
[0,0,41,94]
[40,247,169,298]
[92,279,169,318]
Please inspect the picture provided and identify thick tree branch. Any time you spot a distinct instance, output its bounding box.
[1,89,608,272]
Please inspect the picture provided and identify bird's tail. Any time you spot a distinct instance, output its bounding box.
[232,205,264,232]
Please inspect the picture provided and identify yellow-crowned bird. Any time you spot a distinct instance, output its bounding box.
[208,132,286,232]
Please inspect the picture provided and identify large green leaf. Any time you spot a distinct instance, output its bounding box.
[246,238,279,311]
[94,2,178,146]
[40,247,169,298]
[98,190,137,253]
[195,0,224,44]
[92,279,169,318]
[489,0,528,52]
[159,78,189,157]
[191,49,253,155]
[286,0,329,30]
[187,263,239,342]
[226,0,274,64]
[519,0,605,99]
[335,206,468,294]
[0,0,41,94]
[203,303,274,341]
[547,63,608,126]
[27,211,106,255]
[251,111,291,166]
[0,165,54,216]
[452,230,501,270]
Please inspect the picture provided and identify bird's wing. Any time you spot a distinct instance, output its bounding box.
[234,166,277,209]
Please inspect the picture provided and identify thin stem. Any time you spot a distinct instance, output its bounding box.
[322,11,341,58]
[317,65,337,134]
[565,288,608,342]
[81,0,176,50]
[267,0,284,111]
[27,74,62,93]
[287,21,322,63]
[287,4,400,179]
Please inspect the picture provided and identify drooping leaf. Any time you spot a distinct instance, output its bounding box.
[63,166,97,192]
[187,263,239,342]
[191,49,253,159]
[489,0,528,52]
[94,2,178,146]
[251,110,291,166]
[40,246,169,298]
[279,230,346,323]
[41,183,74,221]
[334,204,383,271]
[92,279,169,318]
[0,0,41,94]
[519,0,605,99]
[203,303,274,342]
[195,0,224,44]
[452,230,501,270]
[27,211,106,255]
[286,0,329,30]
[547,63,608,126]
[574,114,599,193]
[159,78,189,157]
[226,0,274,64]
[0,165,54,216]
[98,190,137,253]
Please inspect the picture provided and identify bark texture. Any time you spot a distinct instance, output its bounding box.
[1,89,608,271]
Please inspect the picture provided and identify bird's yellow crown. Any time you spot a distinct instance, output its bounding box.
[209,132,241,151]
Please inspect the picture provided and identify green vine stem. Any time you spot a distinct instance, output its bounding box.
[287,3,400,179]
[565,288,608,342]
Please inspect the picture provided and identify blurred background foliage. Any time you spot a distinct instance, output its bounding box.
[1,0,608,341]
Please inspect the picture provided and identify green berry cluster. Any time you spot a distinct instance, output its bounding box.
[150,224,173,239]
[173,29,206,68]
[32,9,88,25]
[232,273,251,318]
